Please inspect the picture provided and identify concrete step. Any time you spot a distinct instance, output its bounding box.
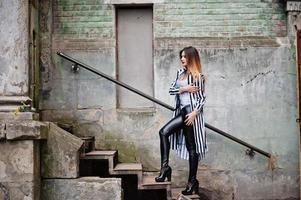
[114,163,142,172]
[80,150,171,199]
[0,105,19,112]
[81,150,117,170]
[140,173,172,200]
[82,150,117,159]
[141,174,171,189]
[113,163,143,176]
[0,96,31,103]
[172,188,200,200]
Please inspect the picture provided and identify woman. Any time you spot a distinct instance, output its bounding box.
[155,46,207,195]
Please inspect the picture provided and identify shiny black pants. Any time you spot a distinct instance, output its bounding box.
[159,106,199,182]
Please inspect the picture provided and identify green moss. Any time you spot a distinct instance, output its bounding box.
[289,39,296,62]
[116,142,137,163]
[99,132,138,163]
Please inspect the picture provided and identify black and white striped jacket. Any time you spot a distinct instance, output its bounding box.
[169,67,207,160]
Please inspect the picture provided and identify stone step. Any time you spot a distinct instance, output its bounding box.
[0,105,19,112]
[80,150,171,199]
[141,174,171,189]
[172,188,200,200]
[0,96,31,104]
[82,150,117,159]
[112,163,143,178]
[81,150,117,170]
[140,174,172,200]
[114,163,142,172]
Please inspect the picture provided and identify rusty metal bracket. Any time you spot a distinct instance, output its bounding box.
[71,63,79,73]
[245,149,255,158]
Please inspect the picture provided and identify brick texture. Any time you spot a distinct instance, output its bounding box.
[154,1,287,38]
[53,1,114,39]
[52,0,286,49]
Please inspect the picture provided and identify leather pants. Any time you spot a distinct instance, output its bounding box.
[159,105,199,182]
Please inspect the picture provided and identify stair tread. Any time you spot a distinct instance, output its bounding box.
[142,175,171,186]
[85,150,116,156]
[172,188,200,200]
[114,163,142,171]
[80,136,95,140]
[172,194,200,200]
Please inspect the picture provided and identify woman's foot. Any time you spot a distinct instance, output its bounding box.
[155,165,172,182]
[181,179,199,195]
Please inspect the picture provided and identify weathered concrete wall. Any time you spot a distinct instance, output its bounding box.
[0,140,40,200]
[41,122,83,178]
[0,1,29,96]
[0,121,50,200]
[39,1,299,199]
[42,177,122,200]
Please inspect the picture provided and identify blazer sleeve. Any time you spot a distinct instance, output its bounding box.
[193,74,206,113]
[169,70,180,95]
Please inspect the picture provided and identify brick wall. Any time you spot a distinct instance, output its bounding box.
[53,1,114,38]
[52,0,287,50]
[154,1,286,38]
[52,0,115,50]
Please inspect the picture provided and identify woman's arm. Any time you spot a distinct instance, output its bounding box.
[169,70,200,95]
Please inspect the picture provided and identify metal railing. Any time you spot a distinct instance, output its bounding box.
[57,51,271,159]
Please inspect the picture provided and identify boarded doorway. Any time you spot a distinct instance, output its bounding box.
[116,7,153,109]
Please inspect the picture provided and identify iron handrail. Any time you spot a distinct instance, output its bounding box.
[57,51,271,159]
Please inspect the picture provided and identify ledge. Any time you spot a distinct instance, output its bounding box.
[0,112,39,120]
[155,37,281,49]
[287,1,301,12]
[116,107,156,115]
[1,121,48,140]
[105,0,163,4]
[0,96,31,104]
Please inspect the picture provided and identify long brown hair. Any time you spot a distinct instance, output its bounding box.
[179,46,202,79]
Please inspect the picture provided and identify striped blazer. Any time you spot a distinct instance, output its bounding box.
[169,67,207,160]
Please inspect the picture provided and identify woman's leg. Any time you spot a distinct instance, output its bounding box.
[159,113,183,167]
[183,124,199,183]
[182,106,199,194]
[156,113,184,182]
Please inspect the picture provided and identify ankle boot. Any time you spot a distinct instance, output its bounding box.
[181,179,199,195]
[155,165,172,182]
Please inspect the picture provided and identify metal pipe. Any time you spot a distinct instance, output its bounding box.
[57,51,271,158]
[205,123,271,158]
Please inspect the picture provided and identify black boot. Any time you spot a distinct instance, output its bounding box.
[181,179,199,195]
[155,163,172,182]
[156,128,172,182]
[182,151,199,195]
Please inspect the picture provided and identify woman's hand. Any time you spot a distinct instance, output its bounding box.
[185,111,198,126]
[180,84,199,93]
